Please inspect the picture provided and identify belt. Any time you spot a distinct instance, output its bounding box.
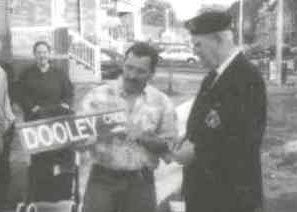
[91,164,143,178]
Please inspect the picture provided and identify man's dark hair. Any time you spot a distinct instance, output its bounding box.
[33,41,51,53]
[124,42,159,73]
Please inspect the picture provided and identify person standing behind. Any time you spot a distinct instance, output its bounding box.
[18,41,74,201]
[78,42,178,212]
[180,9,267,212]
[0,66,15,209]
[18,41,73,121]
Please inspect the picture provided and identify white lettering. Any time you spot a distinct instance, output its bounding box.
[52,122,68,144]
[38,125,54,147]
[102,112,126,124]
[75,118,89,140]
[22,128,39,150]
[64,122,81,142]
[20,112,125,154]
[86,117,98,136]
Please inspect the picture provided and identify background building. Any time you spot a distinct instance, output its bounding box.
[9,0,101,82]
[0,0,11,61]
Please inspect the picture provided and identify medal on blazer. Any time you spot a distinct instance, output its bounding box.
[205,109,221,129]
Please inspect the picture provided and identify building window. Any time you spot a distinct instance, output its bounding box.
[10,0,23,13]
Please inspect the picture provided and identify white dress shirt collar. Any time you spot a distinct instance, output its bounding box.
[216,47,242,78]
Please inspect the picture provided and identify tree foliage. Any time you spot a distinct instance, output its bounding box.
[229,0,265,44]
[142,0,179,27]
[287,0,297,11]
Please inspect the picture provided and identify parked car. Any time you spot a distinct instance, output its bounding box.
[159,48,199,64]
[101,48,124,79]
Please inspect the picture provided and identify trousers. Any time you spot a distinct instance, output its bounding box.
[83,165,156,212]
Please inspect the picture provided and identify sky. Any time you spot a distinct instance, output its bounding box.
[165,0,239,20]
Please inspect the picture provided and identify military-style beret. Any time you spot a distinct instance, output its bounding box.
[184,10,232,35]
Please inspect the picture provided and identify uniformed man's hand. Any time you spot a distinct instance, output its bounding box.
[171,139,195,165]
[136,131,169,154]
[170,135,187,152]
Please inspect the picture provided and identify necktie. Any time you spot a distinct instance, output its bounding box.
[205,70,217,90]
[186,70,217,141]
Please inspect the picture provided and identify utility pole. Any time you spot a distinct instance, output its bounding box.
[0,0,11,61]
[51,0,67,27]
[77,0,82,35]
[276,0,284,85]
[238,0,244,46]
[165,8,170,32]
[133,0,143,40]
[95,0,102,81]
[165,8,174,94]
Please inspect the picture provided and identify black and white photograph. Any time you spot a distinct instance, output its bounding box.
[0,0,296,212]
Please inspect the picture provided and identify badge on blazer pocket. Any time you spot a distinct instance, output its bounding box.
[205,109,221,129]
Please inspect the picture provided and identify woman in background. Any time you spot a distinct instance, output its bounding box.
[18,41,74,202]
[19,41,73,121]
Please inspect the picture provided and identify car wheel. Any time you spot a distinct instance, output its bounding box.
[187,58,196,64]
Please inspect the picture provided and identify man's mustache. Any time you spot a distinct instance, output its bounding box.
[125,78,140,84]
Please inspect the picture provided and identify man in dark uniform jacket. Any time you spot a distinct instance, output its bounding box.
[182,9,267,212]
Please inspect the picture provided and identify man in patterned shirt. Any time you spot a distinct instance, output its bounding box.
[78,42,178,212]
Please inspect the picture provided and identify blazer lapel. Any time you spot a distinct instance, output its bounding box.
[209,53,243,94]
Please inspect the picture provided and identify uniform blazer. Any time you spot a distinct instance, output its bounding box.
[185,52,267,211]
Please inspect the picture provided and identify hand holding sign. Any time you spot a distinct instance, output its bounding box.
[134,131,169,154]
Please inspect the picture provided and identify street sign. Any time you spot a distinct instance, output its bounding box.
[16,109,126,154]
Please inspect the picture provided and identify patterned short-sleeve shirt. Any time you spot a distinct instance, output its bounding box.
[78,78,177,170]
